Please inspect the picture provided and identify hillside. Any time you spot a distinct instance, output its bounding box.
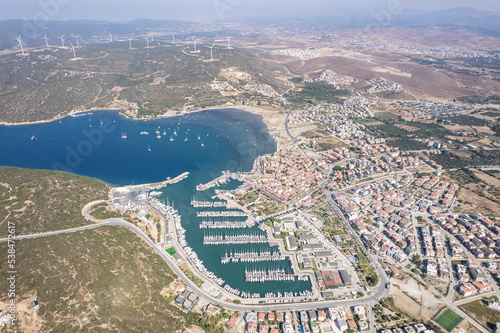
[0,43,290,123]
[0,167,109,237]
[0,167,207,332]
[0,226,202,332]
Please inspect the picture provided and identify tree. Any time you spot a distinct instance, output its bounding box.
[366,275,379,286]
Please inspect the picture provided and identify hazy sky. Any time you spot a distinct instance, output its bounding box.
[1,0,499,22]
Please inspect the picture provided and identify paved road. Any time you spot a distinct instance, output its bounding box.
[453,291,497,306]
[0,200,389,312]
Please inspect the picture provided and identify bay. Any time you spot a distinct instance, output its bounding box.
[0,108,312,295]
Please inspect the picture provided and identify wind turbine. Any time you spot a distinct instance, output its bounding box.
[15,35,25,55]
[191,37,197,52]
[208,44,215,61]
[171,33,175,43]
[145,35,149,48]
[128,37,133,49]
[42,33,49,46]
[72,34,80,47]
[108,32,113,42]
[226,34,232,49]
[57,34,65,47]
[69,41,78,60]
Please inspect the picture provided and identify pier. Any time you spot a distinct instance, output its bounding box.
[197,211,247,217]
[190,197,227,208]
[221,249,284,263]
[195,171,244,191]
[196,173,230,191]
[148,171,190,190]
[244,267,309,283]
[203,232,267,245]
[199,219,247,229]
[112,172,190,194]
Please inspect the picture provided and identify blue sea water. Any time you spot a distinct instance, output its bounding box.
[0,108,311,295]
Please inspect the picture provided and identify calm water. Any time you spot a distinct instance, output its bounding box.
[0,109,311,295]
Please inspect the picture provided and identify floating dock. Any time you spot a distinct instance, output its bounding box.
[203,232,267,245]
[244,267,307,283]
[221,249,284,263]
[191,197,227,208]
[197,211,247,217]
[199,219,247,229]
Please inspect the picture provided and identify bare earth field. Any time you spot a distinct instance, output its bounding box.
[456,186,500,216]
[286,55,475,100]
[390,278,443,320]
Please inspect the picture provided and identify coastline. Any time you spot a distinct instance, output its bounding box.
[0,104,291,146]
[0,108,122,127]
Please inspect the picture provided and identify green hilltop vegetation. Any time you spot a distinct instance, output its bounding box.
[0,167,108,237]
[0,43,290,123]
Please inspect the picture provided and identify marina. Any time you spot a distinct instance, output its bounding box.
[1,109,313,296]
[150,197,226,286]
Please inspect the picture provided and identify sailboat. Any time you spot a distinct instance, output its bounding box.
[201,141,204,147]
[148,145,151,151]
[163,130,167,136]
[121,132,127,139]
[198,135,201,140]
[170,135,174,141]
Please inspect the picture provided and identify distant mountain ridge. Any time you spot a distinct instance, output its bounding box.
[0,7,499,51]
